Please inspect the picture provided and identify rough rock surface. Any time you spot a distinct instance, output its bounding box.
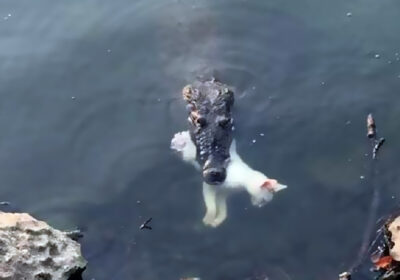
[0,212,87,280]
[389,216,400,261]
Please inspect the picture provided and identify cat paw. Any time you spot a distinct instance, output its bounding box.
[170,132,188,152]
[202,214,216,226]
[171,131,197,162]
[209,216,226,227]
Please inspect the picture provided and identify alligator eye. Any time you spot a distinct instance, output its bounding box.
[182,85,193,102]
[218,118,230,127]
[186,104,195,112]
[196,116,207,127]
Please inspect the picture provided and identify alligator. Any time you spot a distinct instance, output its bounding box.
[171,131,287,227]
[181,79,234,185]
[171,79,287,227]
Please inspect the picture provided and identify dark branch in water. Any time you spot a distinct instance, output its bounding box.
[367,113,385,159]
[373,138,385,160]
[140,218,153,230]
[339,114,386,280]
[356,114,385,263]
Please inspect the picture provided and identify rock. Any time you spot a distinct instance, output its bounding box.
[388,216,400,261]
[0,212,87,280]
[368,215,400,279]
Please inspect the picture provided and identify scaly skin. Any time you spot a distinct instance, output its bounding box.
[182,79,234,185]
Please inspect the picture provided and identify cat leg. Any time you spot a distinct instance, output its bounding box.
[202,182,218,226]
[211,191,228,227]
[171,131,200,170]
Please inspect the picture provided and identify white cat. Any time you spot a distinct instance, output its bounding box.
[171,131,287,227]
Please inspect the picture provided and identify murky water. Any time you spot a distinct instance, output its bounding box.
[1,0,400,279]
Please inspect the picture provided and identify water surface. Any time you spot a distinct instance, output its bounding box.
[1,0,400,279]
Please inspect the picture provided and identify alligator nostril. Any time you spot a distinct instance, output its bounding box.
[197,117,207,127]
[203,168,226,185]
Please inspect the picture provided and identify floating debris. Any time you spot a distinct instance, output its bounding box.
[360,175,365,180]
[346,12,353,17]
[260,133,265,136]
[367,113,376,138]
[252,139,256,143]
[65,229,84,241]
[140,218,152,230]
[0,201,10,206]
[375,54,381,59]
[373,255,393,270]
[339,271,351,280]
[71,96,76,100]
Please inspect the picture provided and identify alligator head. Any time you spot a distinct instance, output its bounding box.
[182,79,234,185]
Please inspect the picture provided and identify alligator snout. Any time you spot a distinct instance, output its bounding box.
[183,79,234,185]
[203,167,227,185]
